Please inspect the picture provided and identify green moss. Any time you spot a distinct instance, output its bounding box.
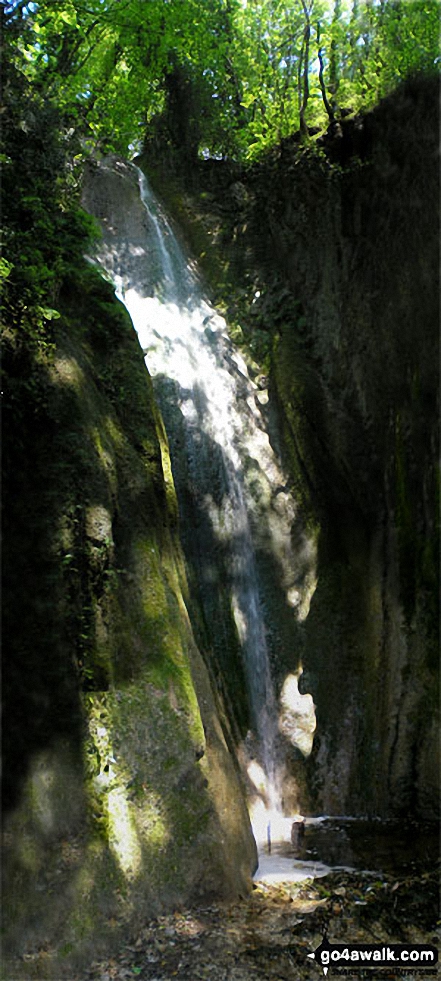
[81,674,210,894]
[3,238,230,973]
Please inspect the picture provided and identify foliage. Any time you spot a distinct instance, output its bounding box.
[3,0,439,165]
[230,0,440,158]
[1,30,95,351]
[3,0,241,155]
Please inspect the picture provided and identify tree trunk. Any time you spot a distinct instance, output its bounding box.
[298,0,311,137]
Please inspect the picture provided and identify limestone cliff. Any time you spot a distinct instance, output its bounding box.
[2,217,256,977]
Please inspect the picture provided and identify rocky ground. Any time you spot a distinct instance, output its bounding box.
[70,863,439,981]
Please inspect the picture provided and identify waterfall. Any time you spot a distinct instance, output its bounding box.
[85,158,312,833]
[132,170,280,807]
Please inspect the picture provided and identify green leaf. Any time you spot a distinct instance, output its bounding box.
[0,258,13,282]
[59,10,77,27]
[37,307,61,322]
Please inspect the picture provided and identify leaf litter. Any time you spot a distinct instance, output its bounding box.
[78,864,439,981]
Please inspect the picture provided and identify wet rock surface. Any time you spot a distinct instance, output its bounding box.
[292,818,440,876]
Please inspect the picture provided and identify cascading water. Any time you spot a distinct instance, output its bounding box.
[132,171,281,811]
[84,158,317,848]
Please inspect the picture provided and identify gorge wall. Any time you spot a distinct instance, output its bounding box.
[143,74,439,821]
[265,77,439,819]
[2,193,256,977]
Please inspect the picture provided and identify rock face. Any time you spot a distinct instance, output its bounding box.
[2,182,256,976]
[262,77,439,819]
[144,74,439,821]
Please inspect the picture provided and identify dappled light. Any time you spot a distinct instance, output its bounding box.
[278,669,316,758]
[53,353,85,390]
[106,786,143,877]
[87,705,145,878]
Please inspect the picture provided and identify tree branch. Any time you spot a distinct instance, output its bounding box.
[298,0,311,137]
[316,23,335,123]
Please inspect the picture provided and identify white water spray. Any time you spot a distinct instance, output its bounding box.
[134,171,281,808]
[86,160,308,843]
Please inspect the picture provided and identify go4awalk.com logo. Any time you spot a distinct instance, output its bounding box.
[307,938,438,975]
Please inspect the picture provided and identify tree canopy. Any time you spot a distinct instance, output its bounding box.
[2,0,439,352]
[3,0,440,162]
